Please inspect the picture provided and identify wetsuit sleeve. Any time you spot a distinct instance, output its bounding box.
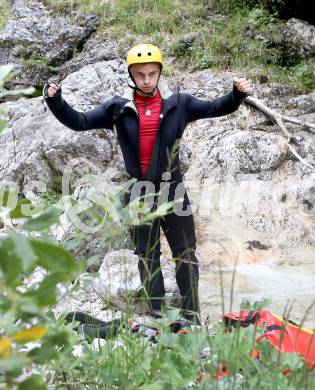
[43,85,115,131]
[184,85,248,123]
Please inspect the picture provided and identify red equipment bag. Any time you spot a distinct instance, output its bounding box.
[224,310,315,369]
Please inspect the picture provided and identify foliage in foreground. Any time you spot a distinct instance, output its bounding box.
[0,190,315,389]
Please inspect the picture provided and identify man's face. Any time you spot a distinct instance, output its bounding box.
[130,62,161,94]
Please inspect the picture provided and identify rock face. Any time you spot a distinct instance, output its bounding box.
[198,131,285,178]
[0,0,99,88]
[0,60,126,193]
[58,35,119,81]
[1,59,315,266]
[167,70,315,266]
[288,92,315,115]
[0,59,132,263]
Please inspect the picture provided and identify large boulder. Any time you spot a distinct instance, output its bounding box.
[0,60,127,194]
[244,17,315,66]
[277,18,315,65]
[92,249,180,302]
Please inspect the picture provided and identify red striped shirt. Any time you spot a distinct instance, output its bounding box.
[134,91,162,176]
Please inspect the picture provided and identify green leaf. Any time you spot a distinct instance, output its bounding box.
[27,344,58,364]
[280,352,304,369]
[18,374,47,390]
[0,118,6,132]
[158,333,179,349]
[87,254,101,266]
[10,233,37,272]
[26,330,69,363]
[0,234,37,285]
[0,355,29,373]
[30,239,84,275]
[23,207,62,231]
[9,198,33,219]
[163,308,181,325]
[159,352,184,385]
[44,330,70,348]
[0,188,12,208]
[17,297,41,317]
[0,236,23,285]
[63,237,81,252]
[26,272,68,307]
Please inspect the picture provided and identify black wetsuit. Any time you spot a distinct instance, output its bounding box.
[43,81,247,323]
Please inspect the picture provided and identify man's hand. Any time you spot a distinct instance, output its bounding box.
[233,77,252,95]
[47,83,59,97]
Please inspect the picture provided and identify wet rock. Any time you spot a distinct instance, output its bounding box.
[52,252,179,321]
[23,266,111,322]
[176,70,315,257]
[92,250,141,298]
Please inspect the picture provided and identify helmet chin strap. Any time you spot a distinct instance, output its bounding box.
[128,69,161,97]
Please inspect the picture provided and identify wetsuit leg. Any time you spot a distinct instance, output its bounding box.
[160,189,200,323]
[131,218,165,310]
[125,188,165,311]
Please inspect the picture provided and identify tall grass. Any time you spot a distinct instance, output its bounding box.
[41,0,314,92]
[0,0,11,31]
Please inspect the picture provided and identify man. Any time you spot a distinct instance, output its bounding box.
[43,43,252,324]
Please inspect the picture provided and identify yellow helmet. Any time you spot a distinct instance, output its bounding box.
[127,44,163,68]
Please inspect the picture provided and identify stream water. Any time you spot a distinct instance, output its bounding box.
[199,253,315,328]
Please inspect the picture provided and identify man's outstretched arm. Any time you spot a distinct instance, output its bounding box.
[43,82,115,131]
[184,77,252,123]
